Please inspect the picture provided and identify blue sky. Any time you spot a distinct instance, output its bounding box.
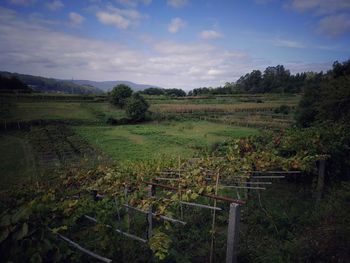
[0,0,349,89]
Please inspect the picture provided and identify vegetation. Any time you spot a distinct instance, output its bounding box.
[0,75,32,93]
[0,71,103,95]
[0,59,349,262]
[125,93,149,121]
[189,65,320,95]
[141,87,186,97]
[296,60,350,127]
[74,121,259,161]
[109,84,133,108]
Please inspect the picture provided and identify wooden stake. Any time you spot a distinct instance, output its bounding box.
[316,160,326,203]
[226,203,240,263]
[56,233,112,263]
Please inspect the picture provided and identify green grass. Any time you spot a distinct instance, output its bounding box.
[0,133,37,189]
[74,121,259,161]
[4,101,125,122]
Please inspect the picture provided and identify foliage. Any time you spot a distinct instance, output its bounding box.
[109,84,133,108]
[141,87,165,95]
[141,87,186,97]
[0,71,102,94]
[0,125,327,262]
[0,75,32,93]
[296,59,350,127]
[241,182,350,263]
[125,93,149,121]
[189,65,317,95]
[273,104,290,114]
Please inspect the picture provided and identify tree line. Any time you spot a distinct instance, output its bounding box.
[0,75,32,93]
[0,71,103,95]
[140,87,186,97]
[189,64,323,95]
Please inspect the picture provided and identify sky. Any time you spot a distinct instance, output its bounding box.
[0,0,349,90]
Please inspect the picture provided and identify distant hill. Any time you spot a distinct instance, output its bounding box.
[0,71,104,95]
[70,80,161,92]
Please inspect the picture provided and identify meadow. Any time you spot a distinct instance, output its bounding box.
[2,90,348,263]
[1,93,273,188]
[74,121,259,161]
[0,94,308,185]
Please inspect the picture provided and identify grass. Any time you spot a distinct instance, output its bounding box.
[149,102,297,113]
[3,101,125,122]
[0,133,37,189]
[74,120,259,161]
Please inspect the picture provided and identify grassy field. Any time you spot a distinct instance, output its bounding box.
[2,101,125,122]
[74,121,259,161]
[0,93,295,187]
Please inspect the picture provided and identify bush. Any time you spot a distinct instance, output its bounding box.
[125,93,149,121]
[109,84,133,108]
[274,104,290,114]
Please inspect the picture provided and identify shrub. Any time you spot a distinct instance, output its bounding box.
[110,84,133,108]
[125,93,149,121]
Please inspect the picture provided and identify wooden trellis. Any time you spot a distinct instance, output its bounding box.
[52,161,305,263]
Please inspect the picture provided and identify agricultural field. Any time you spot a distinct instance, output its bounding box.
[74,121,259,161]
[0,100,125,123]
[0,132,36,189]
[1,94,271,186]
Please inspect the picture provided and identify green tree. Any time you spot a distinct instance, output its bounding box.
[125,93,149,121]
[110,84,133,108]
[296,59,350,127]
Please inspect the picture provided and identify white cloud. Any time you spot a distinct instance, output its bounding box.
[199,30,223,40]
[96,6,145,29]
[9,0,36,6]
[69,12,85,26]
[115,0,152,7]
[46,0,64,11]
[0,8,254,89]
[317,14,350,37]
[273,38,304,48]
[167,0,188,8]
[168,17,185,33]
[288,0,350,15]
[0,7,332,90]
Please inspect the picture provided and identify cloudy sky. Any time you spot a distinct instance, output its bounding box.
[0,0,349,89]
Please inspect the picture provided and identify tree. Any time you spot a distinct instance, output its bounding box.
[296,59,350,127]
[141,87,165,95]
[125,93,149,121]
[110,84,133,108]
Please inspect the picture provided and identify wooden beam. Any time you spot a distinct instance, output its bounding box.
[56,233,112,263]
[144,181,245,205]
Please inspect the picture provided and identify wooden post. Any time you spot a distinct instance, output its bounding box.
[226,203,240,263]
[316,160,326,203]
[124,186,131,231]
[147,184,155,240]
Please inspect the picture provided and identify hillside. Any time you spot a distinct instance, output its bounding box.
[0,71,103,95]
[70,79,161,92]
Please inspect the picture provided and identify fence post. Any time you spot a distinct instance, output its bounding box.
[226,203,240,263]
[124,186,131,231]
[316,160,326,203]
[147,184,155,240]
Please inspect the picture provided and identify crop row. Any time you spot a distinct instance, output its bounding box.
[150,103,297,113]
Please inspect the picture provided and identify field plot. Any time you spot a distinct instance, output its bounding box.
[149,94,298,129]
[0,133,37,189]
[150,102,296,113]
[2,101,124,123]
[146,93,300,105]
[74,121,259,161]
[0,126,104,189]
